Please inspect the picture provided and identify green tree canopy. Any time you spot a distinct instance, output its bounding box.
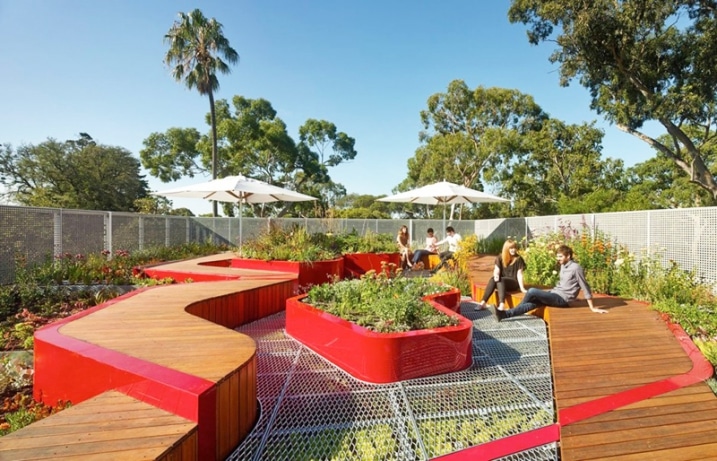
[398,81,546,220]
[509,0,717,200]
[330,193,391,219]
[140,96,357,218]
[0,134,149,211]
[502,119,628,215]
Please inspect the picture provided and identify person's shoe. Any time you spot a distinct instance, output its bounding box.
[475,302,486,311]
[490,305,507,322]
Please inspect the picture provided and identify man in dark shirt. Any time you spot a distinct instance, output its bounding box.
[493,245,608,322]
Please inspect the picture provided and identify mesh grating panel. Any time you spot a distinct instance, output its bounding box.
[229,300,557,460]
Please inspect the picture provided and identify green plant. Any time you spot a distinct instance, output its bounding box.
[472,236,506,255]
[240,225,400,261]
[0,393,71,435]
[304,270,458,333]
[430,268,471,296]
[240,224,340,261]
[336,229,397,254]
[522,221,624,293]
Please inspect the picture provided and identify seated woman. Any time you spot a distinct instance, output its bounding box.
[410,228,438,269]
[475,239,527,311]
[396,225,412,269]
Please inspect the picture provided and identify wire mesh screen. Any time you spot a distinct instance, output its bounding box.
[109,213,140,252]
[228,300,557,461]
[0,206,56,283]
[594,211,649,257]
[2,205,717,287]
[141,215,169,248]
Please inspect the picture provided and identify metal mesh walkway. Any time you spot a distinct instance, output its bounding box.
[228,300,558,460]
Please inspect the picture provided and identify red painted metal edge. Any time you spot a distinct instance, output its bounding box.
[431,425,561,461]
[558,317,714,425]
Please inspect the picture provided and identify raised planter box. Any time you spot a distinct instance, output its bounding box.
[231,257,344,290]
[342,252,401,278]
[285,288,473,383]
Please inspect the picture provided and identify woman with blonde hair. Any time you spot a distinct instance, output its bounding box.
[476,239,527,311]
[396,225,412,269]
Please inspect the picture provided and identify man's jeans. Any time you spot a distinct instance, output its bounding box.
[504,287,569,318]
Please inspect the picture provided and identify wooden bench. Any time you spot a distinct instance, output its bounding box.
[417,253,450,271]
[30,254,297,461]
[466,254,717,460]
[0,391,197,460]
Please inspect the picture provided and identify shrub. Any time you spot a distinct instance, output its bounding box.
[239,224,340,261]
[335,229,397,254]
[304,270,459,333]
[239,225,399,261]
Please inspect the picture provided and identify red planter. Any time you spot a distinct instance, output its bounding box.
[342,253,401,278]
[285,288,472,383]
[231,257,344,290]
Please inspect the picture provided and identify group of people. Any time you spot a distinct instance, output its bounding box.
[475,239,608,321]
[396,227,608,319]
[396,225,461,273]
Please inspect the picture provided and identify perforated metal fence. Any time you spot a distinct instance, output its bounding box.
[475,207,717,286]
[2,204,717,287]
[229,300,557,461]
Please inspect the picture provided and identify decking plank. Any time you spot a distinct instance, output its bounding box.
[467,255,717,461]
[0,391,196,460]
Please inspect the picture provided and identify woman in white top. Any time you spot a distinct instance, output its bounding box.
[411,228,439,268]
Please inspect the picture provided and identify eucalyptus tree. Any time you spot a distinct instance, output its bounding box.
[509,0,717,200]
[399,80,547,219]
[164,9,238,216]
[501,119,628,216]
[413,81,547,188]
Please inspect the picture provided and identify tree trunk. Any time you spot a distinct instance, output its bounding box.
[209,90,218,217]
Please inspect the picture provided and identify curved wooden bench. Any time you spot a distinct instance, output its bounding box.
[31,255,296,460]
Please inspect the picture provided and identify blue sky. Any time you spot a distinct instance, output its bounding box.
[0,0,657,215]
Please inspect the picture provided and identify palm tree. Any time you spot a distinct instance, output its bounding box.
[164,9,239,216]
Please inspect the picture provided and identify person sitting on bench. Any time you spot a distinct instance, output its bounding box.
[431,226,461,274]
[476,238,527,311]
[410,228,439,269]
[491,244,608,322]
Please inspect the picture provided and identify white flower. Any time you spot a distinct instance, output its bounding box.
[615,258,624,267]
[552,270,558,275]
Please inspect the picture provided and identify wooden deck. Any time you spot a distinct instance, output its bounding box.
[31,254,297,460]
[467,255,717,461]
[0,391,197,461]
[7,252,716,460]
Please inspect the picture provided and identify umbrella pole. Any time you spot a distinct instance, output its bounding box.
[239,200,243,256]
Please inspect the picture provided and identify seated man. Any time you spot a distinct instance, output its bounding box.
[492,244,608,321]
[430,226,461,274]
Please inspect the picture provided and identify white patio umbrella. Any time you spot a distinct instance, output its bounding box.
[152,175,317,249]
[377,180,510,230]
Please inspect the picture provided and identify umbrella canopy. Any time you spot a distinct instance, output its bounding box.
[377,181,509,230]
[152,175,317,204]
[377,181,510,206]
[152,175,317,250]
